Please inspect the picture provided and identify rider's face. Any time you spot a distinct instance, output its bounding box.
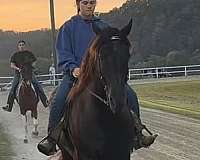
[18,42,25,51]
[79,0,96,18]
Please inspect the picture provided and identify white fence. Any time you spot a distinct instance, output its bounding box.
[0,73,63,91]
[128,64,200,80]
[0,64,200,90]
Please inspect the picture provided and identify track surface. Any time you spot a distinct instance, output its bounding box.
[0,88,199,160]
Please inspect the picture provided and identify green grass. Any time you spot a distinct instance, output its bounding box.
[132,80,200,119]
[0,124,15,160]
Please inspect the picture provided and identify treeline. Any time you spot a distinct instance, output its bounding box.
[101,0,200,68]
[1,0,200,76]
[0,29,53,75]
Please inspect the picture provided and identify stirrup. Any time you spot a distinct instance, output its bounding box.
[142,125,153,135]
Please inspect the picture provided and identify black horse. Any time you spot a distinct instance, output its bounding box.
[49,20,134,160]
[18,63,39,143]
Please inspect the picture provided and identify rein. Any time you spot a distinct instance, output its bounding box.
[86,88,109,106]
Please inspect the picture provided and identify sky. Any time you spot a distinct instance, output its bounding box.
[0,0,126,31]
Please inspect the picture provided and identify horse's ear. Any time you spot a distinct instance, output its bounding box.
[120,19,132,37]
[92,22,102,35]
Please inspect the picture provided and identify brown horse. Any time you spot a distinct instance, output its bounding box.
[48,20,134,160]
[18,63,39,143]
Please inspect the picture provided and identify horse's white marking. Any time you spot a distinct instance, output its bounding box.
[111,35,120,40]
[22,114,28,143]
[32,117,39,136]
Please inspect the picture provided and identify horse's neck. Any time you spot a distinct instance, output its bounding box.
[20,80,34,93]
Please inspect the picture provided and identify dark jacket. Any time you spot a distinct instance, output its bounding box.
[56,15,108,73]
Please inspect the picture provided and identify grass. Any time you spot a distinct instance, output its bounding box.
[0,124,15,160]
[132,80,200,119]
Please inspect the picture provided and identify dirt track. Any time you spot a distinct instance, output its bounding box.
[0,87,200,160]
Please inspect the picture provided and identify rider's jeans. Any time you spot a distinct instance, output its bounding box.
[48,73,75,132]
[127,85,140,117]
[32,74,48,104]
[8,71,47,105]
[9,72,20,97]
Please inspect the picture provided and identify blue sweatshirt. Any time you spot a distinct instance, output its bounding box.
[56,15,108,74]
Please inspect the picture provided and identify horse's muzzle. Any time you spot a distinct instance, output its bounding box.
[108,87,127,114]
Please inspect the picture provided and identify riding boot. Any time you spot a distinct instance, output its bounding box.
[2,94,15,112]
[37,136,57,156]
[38,119,66,156]
[130,111,158,150]
[37,123,58,156]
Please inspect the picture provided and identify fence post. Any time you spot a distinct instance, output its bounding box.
[156,68,159,78]
[185,66,187,77]
[53,73,56,86]
[128,69,131,80]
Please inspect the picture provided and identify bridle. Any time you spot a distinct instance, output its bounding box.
[87,35,121,106]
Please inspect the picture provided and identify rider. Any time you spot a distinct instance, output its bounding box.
[2,40,48,112]
[38,0,157,155]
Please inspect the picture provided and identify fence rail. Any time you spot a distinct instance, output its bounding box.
[129,64,200,80]
[0,64,200,90]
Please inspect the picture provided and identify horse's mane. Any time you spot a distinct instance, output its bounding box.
[67,27,130,103]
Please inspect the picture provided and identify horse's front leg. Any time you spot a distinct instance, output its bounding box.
[22,114,28,143]
[32,117,39,136]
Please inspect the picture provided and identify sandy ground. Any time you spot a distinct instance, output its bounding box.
[0,89,50,160]
[0,87,200,160]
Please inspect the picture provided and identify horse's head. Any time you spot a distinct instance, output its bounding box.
[92,20,132,114]
[20,63,33,85]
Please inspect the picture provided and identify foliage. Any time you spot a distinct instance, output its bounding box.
[0,29,53,75]
[100,0,200,68]
[1,0,200,75]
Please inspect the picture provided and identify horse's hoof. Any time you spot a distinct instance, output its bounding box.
[32,131,39,136]
[24,139,28,143]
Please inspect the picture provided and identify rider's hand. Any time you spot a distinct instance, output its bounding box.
[72,68,80,78]
[17,68,21,72]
